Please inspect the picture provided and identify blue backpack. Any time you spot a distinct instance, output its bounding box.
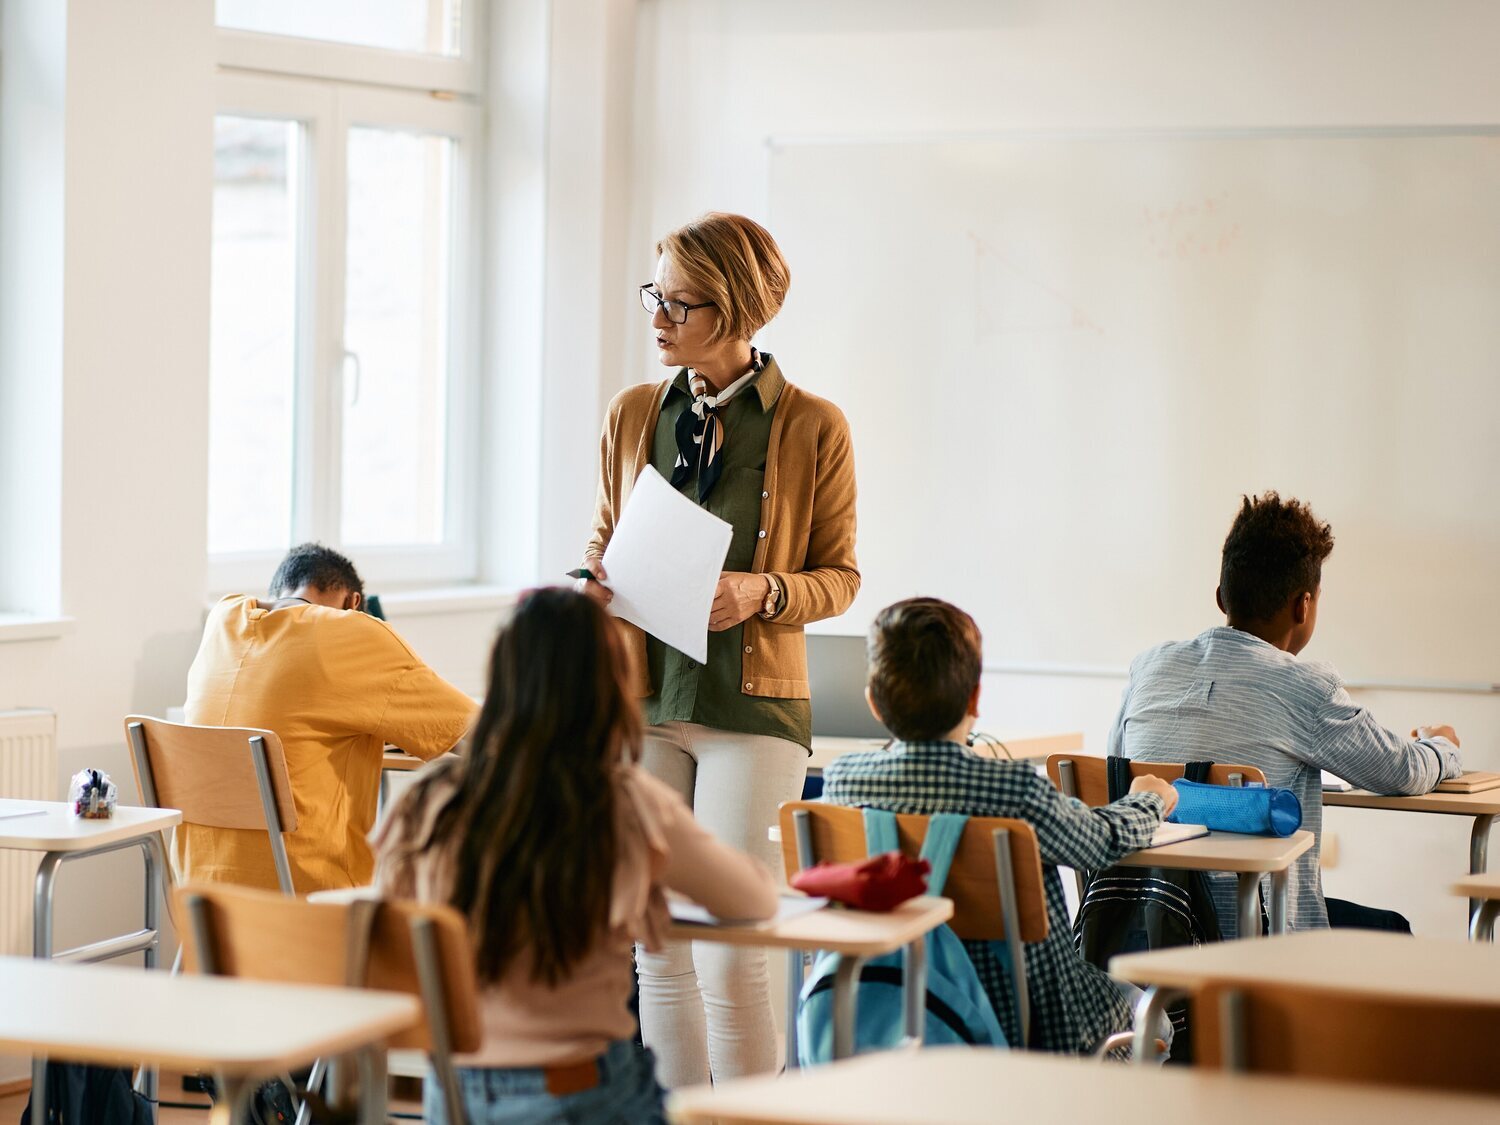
[795,809,1010,1063]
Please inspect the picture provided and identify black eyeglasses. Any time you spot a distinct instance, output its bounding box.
[639,284,715,325]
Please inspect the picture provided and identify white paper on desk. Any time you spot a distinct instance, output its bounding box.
[1321,770,1354,792]
[602,466,732,664]
[669,893,829,929]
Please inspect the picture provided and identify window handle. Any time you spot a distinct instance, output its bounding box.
[343,349,362,406]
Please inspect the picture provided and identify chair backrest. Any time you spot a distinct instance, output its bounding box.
[1045,754,1267,807]
[125,715,298,831]
[175,882,481,1055]
[1196,979,1500,1096]
[778,801,1048,942]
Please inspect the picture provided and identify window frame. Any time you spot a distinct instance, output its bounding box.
[215,0,483,98]
[208,68,483,595]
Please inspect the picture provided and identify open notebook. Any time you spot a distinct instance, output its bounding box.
[1148,822,1209,848]
[667,893,829,929]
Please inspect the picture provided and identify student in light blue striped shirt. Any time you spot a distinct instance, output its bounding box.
[1109,492,1462,936]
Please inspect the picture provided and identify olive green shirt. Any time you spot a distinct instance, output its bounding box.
[643,364,812,750]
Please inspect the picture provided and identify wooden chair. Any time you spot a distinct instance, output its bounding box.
[1045,754,1266,807]
[176,882,482,1124]
[1196,978,1500,1096]
[124,715,299,895]
[778,800,1048,1047]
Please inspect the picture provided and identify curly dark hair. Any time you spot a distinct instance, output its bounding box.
[268,542,364,599]
[1219,492,1334,624]
[867,598,983,742]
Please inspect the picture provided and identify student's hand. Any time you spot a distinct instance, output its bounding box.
[710,572,772,632]
[1129,774,1179,818]
[1413,724,1460,747]
[574,561,613,607]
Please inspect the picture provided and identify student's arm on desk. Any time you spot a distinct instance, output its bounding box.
[1305,673,1461,795]
[374,659,478,762]
[635,773,779,923]
[1016,769,1166,870]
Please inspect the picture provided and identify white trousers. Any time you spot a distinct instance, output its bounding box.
[636,721,808,1088]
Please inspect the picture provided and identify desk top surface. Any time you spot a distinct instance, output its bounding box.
[667,894,952,956]
[665,1044,1500,1125]
[1451,871,1500,899]
[1324,788,1500,815]
[1115,828,1313,874]
[1111,929,1500,1002]
[0,956,418,1075]
[0,800,181,851]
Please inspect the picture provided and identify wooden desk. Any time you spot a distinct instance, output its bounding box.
[807,732,1082,773]
[1111,928,1494,1064]
[668,896,953,1061]
[1115,829,1313,940]
[1325,788,1500,921]
[1451,871,1500,940]
[0,798,182,1116]
[0,955,417,1124]
[664,1043,1500,1125]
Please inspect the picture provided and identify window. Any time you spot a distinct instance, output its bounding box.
[209,13,481,591]
[217,0,464,57]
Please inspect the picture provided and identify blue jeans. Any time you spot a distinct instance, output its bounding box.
[426,1040,667,1125]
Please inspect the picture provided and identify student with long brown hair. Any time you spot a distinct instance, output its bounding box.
[374,588,778,1123]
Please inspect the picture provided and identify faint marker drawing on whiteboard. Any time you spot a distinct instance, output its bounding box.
[970,233,1104,340]
[1141,191,1241,261]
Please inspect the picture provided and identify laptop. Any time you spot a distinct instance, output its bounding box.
[806,633,891,740]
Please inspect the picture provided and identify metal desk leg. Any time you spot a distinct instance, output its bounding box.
[1129,986,1180,1064]
[785,949,802,1070]
[31,850,65,1125]
[900,937,928,1047]
[1268,869,1289,935]
[830,954,866,1060]
[1469,814,1496,923]
[1469,899,1500,942]
[357,1047,388,1125]
[1235,872,1262,939]
[216,1075,254,1125]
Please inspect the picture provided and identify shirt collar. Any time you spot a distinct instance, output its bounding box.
[666,350,785,413]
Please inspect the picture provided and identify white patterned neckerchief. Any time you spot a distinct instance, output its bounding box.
[671,348,763,501]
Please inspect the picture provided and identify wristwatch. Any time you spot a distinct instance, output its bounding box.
[760,574,783,620]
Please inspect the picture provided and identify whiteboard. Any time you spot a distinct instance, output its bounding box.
[765,132,1500,686]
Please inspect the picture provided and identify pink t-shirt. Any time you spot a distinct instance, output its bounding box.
[373,759,778,1067]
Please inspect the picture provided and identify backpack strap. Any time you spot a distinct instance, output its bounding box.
[861,808,970,896]
[862,807,900,855]
[1106,756,1134,803]
[917,814,970,896]
[1184,760,1215,784]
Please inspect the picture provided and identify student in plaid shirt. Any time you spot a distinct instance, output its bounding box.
[823,598,1178,1054]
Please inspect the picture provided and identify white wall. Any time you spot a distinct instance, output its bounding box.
[623,0,1500,936]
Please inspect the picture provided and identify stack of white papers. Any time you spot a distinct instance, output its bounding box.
[1321,770,1354,792]
[601,467,733,664]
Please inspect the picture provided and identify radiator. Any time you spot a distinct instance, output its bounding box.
[0,709,57,958]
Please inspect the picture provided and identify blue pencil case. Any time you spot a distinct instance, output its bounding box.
[1166,779,1302,837]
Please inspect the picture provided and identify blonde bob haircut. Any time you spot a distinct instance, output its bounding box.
[656,212,790,345]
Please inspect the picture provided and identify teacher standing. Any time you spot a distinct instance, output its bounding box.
[577,212,859,1086]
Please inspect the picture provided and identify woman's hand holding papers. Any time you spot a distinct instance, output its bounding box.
[574,560,614,607]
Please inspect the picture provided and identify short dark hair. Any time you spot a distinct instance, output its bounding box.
[269,542,364,598]
[867,598,982,742]
[1219,492,1334,623]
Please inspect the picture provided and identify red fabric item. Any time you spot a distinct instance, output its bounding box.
[789,851,930,912]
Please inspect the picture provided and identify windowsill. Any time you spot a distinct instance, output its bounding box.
[376,584,519,618]
[204,584,520,619]
[0,614,76,644]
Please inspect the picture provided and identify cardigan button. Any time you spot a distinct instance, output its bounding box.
[762,491,769,499]
[744,645,753,654]
[757,529,766,539]
[745,682,753,690]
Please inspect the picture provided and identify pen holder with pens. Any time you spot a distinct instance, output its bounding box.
[68,768,118,819]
